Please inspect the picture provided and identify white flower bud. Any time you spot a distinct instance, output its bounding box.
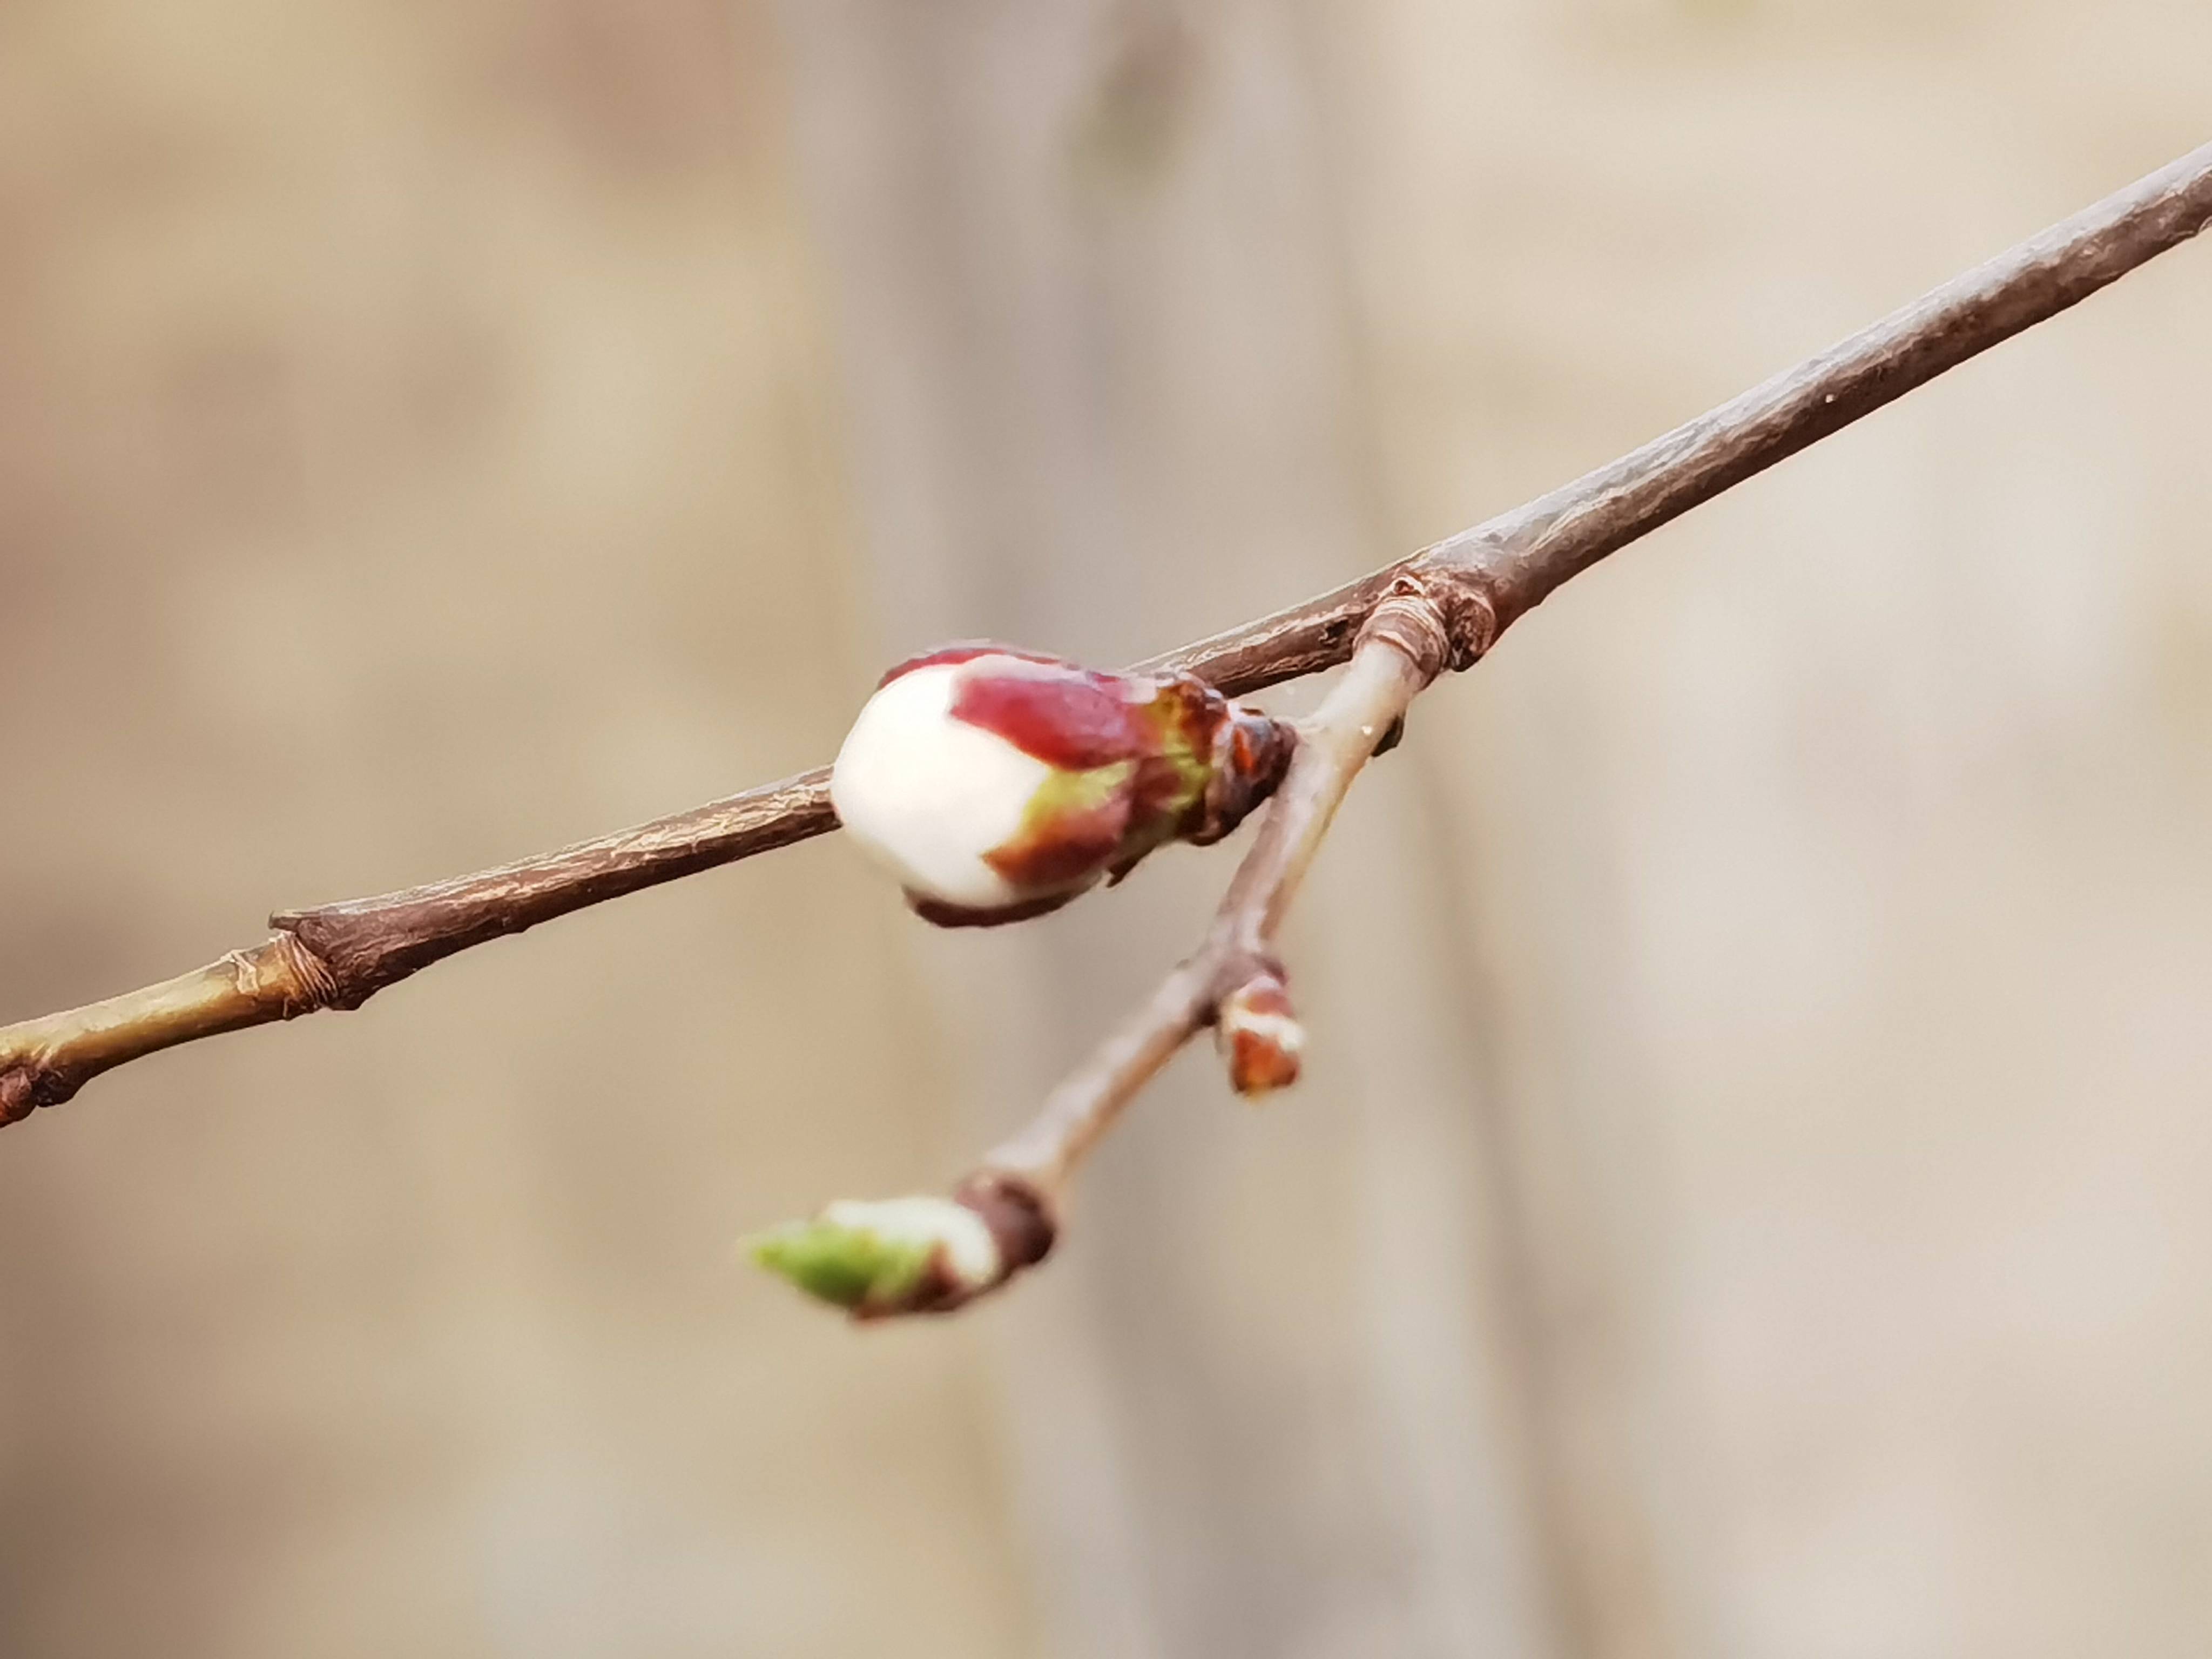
[830,645,1294,927]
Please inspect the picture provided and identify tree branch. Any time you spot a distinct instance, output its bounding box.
[5,140,2209,1128]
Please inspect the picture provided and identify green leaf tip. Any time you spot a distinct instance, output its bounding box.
[750,1216,933,1312]
[748,1194,1016,1318]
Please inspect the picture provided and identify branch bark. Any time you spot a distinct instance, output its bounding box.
[4,140,2209,1128]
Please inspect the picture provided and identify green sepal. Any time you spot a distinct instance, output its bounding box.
[1020,759,1136,837]
[1130,690,1217,811]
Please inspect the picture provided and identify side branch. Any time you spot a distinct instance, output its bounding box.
[5,140,2209,1125]
[986,598,1447,1195]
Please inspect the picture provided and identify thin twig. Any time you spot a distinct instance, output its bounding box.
[4,140,2209,1127]
[983,599,1446,1198]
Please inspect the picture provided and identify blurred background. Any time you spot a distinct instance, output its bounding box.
[2,2,2209,1655]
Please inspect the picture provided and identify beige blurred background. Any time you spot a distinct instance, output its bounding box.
[2,2,2209,1655]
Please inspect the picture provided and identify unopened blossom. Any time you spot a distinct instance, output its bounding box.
[831,645,1293,926]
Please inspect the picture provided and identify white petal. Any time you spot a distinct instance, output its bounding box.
[831,663,1050,908]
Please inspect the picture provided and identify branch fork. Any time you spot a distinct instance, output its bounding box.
[754,595,1452,1317]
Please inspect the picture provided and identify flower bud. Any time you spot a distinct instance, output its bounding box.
[831,645,1293,926]
[1217,970,1305,1096]
[750,1175,1055,1319]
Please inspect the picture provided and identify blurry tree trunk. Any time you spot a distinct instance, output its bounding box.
[776,4,1567,1655]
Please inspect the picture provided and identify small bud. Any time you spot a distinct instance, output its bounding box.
[750,1175,1056,1319]
[831,645,1293,926]
[752,1196,1000,1318]
[1217,971,1305,1096]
